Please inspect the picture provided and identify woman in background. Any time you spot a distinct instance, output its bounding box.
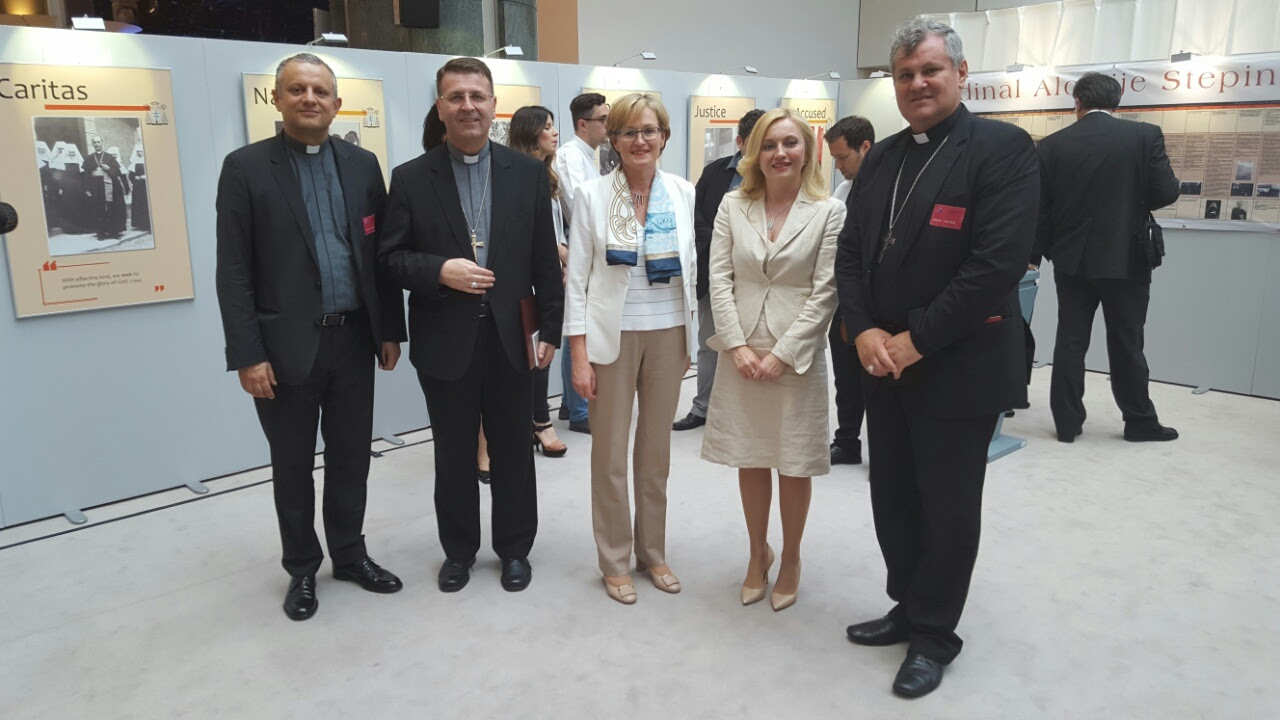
[510,105,569,458]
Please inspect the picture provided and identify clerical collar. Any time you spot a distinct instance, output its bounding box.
[909,105,963,145]
[447,140,491,165]
[281,131,328,155]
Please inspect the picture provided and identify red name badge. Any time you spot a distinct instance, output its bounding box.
[362,214,376,235]
[930,204,966,229]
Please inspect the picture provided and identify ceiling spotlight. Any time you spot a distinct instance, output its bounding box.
[1171,50,1196,63]
[744,66,759,74]
[613,51,657,66]
[484,45,524,57]
[306,32,348,47]
[1006,63,1028,72]
[804,71,841,81]
[71,15,107,31]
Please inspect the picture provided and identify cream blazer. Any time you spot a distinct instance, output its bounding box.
[564,170,698,365]
[706,190,845,374]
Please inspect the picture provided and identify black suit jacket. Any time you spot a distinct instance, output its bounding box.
[1035,111,1179,279]
[694,153,738,300]
[377,143,564,381]
[215,134,407,385]
[836,105,1039,418]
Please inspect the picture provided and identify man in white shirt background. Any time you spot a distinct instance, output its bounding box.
[554,92,609,434]
[826,115,874,465]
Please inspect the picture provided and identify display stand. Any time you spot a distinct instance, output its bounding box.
[988,269,1039,463]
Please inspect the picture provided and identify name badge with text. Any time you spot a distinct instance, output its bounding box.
[930,204,966,230]
[363,214,376,235]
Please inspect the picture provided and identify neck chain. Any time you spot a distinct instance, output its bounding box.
[767,200,795,231]
[880,134,950,263]
[459,160,491,260]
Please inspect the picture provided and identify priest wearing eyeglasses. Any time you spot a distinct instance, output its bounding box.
[378,57,564,594]
[834,18,1039,698]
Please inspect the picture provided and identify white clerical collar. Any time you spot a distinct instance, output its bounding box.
[446,140,491,165]
[1086,109,1114,117]
[912,132,929,144]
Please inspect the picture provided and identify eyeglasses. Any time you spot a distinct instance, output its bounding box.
[613,126,663,143]
[583,117,609,124]
[440,92,493,106]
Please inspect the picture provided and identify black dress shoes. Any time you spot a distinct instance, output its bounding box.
[283,575,318,621]
[893,653,944,698]
[1057,428,1082,443]
[830,443,863,465]
[558,405,570,420]
[1124,422,1179,442]
[438,558,475,593]
[333,556,403,594]
[500,557,532,592]
[672,412,706,431]
[846,615,909,646]
[569,419,591,434]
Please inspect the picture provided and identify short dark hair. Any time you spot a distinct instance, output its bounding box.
[1073,72,1123,111]
[421,104,446,152]
[569,92,607,126]
[435,57,494,96]
[827,115,875,149]
[737,109,766,141]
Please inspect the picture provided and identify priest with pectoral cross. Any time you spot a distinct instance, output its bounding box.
[377,57,564,595]
[834,20,1039,698]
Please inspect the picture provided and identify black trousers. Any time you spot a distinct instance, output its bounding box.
[531,365,551,424]
[418,316,538,562]
[254,312,373,578]
[865,378,998,664]
[1050,272,1158,436]
[828,312,865,456]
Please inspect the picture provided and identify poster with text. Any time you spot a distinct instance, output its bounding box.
[583,88,663,176]
[491,84,542,146]
[2,63,193,318]
[242,72,389,184]
[688,96,757,184]
[780,97,837,193]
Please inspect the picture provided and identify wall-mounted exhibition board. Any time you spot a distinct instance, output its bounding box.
[687,95,756,184]
[3,62,194,318]
[491,84,542,146]
[241,72,391,185]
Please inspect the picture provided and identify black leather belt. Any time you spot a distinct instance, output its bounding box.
[315,310,361,328]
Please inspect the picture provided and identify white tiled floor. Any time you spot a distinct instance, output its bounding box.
[2,368,1277,719]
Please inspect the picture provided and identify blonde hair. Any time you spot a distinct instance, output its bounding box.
[737,109,824,201]
[605,93,671,156]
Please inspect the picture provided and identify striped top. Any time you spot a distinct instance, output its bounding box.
[620,256,686,332]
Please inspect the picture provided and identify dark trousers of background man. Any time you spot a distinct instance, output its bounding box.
[828,312,865,459]
[1049,272,1158,436]
[690,297,718,419]
[254,311,374,578]
[417,315,538,562]
[864,378,998,665]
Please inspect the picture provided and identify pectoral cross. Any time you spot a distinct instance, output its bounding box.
[878,233,896,264]
[471,232,484,260]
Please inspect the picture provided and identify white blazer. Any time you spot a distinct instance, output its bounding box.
[564,170,698,365]
[706,190,845,374]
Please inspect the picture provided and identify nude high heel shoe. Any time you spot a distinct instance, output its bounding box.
[770,560,801,612]
[741,545,775,606]
[603,577,637,605]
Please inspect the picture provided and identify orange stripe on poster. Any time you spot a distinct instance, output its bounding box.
[44,105,149,111]
[337,110,366,116]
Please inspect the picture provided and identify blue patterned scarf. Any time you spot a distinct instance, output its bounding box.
[605,169,682,284]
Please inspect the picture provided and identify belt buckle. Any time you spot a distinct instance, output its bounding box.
[319,313,345,327]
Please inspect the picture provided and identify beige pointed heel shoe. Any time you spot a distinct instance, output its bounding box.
[741,545,775,606]
[604,576,637,605]
[770,560,801,612]
[636,562,681,593]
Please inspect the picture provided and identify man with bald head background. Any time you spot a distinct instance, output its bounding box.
[216,53,407,621]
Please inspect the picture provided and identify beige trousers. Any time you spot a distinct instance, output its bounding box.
[589,326,688,576]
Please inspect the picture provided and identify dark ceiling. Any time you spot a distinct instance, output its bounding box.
[93,0,329,43]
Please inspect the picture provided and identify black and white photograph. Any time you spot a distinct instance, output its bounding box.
[1204,199,1222,219]
[1230,200,1250,220]
[1231,182,1254,197]
[598,142,620,175]
[1235,160,1255,181]
[489,120,511,146]
[1180,180,1203,196]
[703,126,737,167]
[34,116,155,257]
[1255,183,1279,198]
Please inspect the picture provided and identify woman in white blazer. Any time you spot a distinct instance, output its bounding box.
[700,109,845,611]
[564,93,697,605]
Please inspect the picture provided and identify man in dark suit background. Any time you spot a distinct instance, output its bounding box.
[825,114,875,465]
[836,19,1039,697]
[1036,72,1180,444]
[673,108,764,431]
[216,53,407,621]
[378,57,563,594]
